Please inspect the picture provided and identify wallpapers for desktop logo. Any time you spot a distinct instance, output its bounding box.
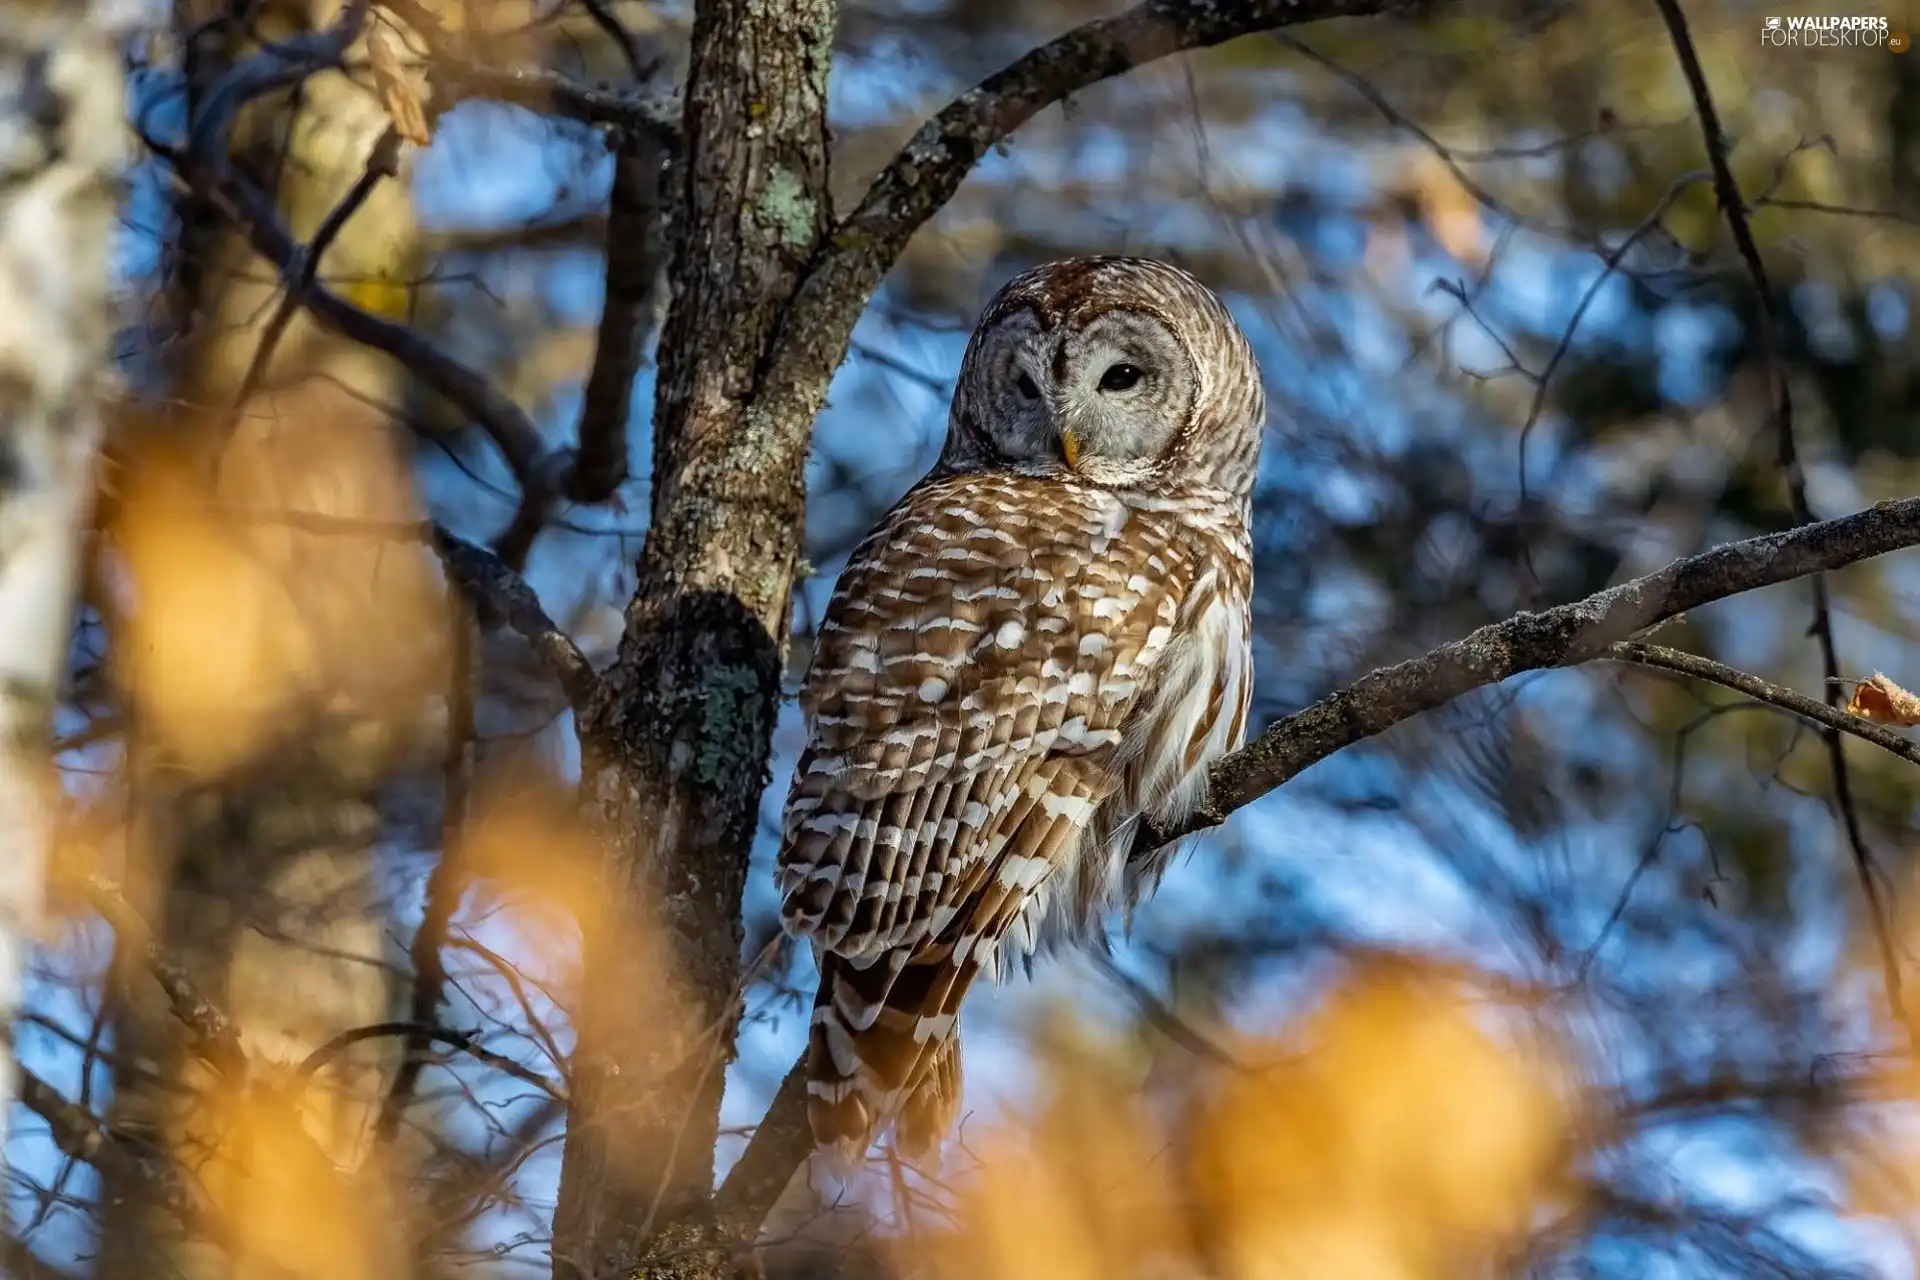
[1760,14,1908,48]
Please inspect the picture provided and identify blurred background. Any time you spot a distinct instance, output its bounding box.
[12,0,1920,1276]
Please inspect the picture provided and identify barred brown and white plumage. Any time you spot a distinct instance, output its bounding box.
[776,256,1265,1163]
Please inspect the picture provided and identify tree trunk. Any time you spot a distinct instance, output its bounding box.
[95,5,446,1276]
[0,0,133,1187]
[553,1,835,1276]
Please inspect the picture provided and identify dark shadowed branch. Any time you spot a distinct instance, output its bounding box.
[160,117,564,526]
[567,129,667,505]
[14,1066,196,1227]
[1608,642,1920,771]
[224,124,404,428]
[376,600,478,1144]
[432,527,599,713]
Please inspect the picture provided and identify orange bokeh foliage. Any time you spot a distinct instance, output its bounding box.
[931,958,1580,1280]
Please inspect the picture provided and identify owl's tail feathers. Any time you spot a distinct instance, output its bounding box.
[806,948,977,1172]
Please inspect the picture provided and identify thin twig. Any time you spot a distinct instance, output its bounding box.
[375,598,478,1143]
[224,125,403,431]
[1608,642,1920,771]
[299,1020,565,1100]
[579,0,653,81]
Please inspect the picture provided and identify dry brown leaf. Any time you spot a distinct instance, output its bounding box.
[368,29,431,146]
[1847,673,1920,727]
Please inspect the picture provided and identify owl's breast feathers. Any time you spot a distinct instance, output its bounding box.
[776,471,1251,1161]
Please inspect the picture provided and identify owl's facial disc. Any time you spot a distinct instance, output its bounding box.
[990,309,1195,484]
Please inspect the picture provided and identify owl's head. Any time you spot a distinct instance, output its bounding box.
[941,256,1265,497]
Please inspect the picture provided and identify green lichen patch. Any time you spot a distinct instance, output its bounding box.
[694,662,771,793]
[756,168,817,251]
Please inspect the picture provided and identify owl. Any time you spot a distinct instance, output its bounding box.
[776,256,1264,1163]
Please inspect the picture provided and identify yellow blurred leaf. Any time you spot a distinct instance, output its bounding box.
[935,961,1580,1280]
[107,390,449,780]
[193,1079,405,1280]
[1190,963,1575,1278]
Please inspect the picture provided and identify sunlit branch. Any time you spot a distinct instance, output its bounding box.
[1149,495,1920,850]
[772,0,1428,392]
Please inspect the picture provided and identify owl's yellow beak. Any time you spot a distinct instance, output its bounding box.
[1058,428,1083,470]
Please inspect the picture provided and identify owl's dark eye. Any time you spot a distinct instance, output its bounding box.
[1099,362,1144,392]
[1015,371,1042,400]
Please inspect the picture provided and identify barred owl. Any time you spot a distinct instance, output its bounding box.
[777,256,1265,1163]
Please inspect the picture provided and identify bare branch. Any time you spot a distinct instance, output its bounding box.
[1150,495,1920,849]
[1608,642,1920,772]
[579,0,654,82]
[376,605,477,1143]
[299,1020,566,1101]
[777,0,1423,370]
[497,125,668,562]
[426,56,678,140]
[82,877,248,1079]
[187,0,371,162]
[433,527,600,713]
[14,1065,191,1219]
[157,11,571,551]
[164,147,565,520]
[224,125,404,427]
[712,1063,812,1239]
[567,129,667,505]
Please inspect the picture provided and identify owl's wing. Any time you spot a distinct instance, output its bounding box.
[778,472,1207,1158]
[777,471,1198,962]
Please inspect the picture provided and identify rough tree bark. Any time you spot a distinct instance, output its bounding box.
[0,0,134,1189]
[554,1,833,1274]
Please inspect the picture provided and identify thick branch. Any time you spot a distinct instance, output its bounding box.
[1141,497,1920,847]
[773,0,1422,383]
